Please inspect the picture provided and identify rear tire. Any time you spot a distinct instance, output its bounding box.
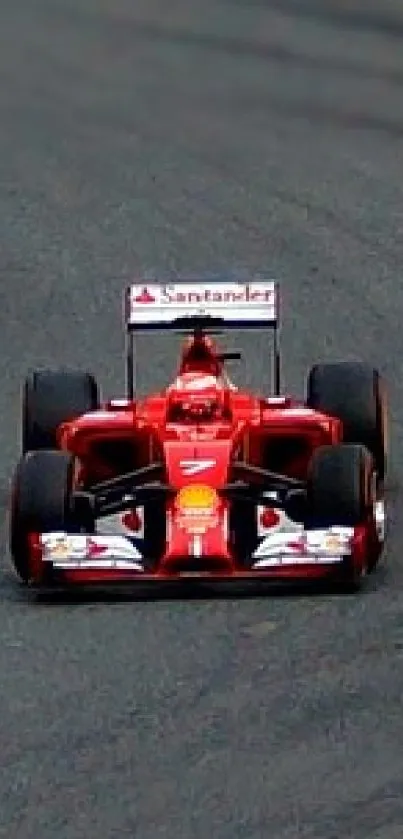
[10,450,76,582]
[22,369,100,453]
[306,362,387,483]
[307,443,376,589]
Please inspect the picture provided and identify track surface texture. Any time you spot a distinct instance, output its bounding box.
[1,1,403,837]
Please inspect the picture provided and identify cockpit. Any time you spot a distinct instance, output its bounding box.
[166,373,231,423]
[165,335,235,423]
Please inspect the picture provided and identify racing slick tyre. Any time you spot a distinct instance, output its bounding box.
[306,362,387,484]
[307,443,376,589]
[22,369,100,453]
[9,450,77,583]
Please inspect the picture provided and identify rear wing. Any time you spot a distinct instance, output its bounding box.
[123,279,281,396]
[125,280,279,331]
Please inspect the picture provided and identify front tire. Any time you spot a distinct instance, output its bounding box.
[307,443,376,588]
[10,450,76,582]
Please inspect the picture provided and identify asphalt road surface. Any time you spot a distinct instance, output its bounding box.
[1,2,403,837]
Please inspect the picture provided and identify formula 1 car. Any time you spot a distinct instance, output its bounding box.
[9,278,387,591]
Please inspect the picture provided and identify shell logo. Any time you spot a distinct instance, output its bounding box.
[176,484,218,533]
[177,484,217,510]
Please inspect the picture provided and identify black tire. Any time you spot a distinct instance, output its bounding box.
[306,362,387,482]
[22,369,100,453]
[10,450,76,583]
[307,444,376,589]
[307,443,374,526]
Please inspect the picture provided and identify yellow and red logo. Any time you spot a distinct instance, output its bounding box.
[175,484,218,533]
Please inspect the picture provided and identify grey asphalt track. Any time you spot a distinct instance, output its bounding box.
[1,1,403,837]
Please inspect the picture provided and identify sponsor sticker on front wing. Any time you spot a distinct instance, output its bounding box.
[252,527,353,566]
[40,533,144,570]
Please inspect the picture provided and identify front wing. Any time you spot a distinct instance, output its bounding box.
[26,520,380,587]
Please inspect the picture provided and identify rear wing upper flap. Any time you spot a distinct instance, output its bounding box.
[124,279,280,332]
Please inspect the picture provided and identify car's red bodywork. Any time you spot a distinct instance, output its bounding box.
[24,334,380,587]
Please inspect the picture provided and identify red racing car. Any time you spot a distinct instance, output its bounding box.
[9,278,387,591]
